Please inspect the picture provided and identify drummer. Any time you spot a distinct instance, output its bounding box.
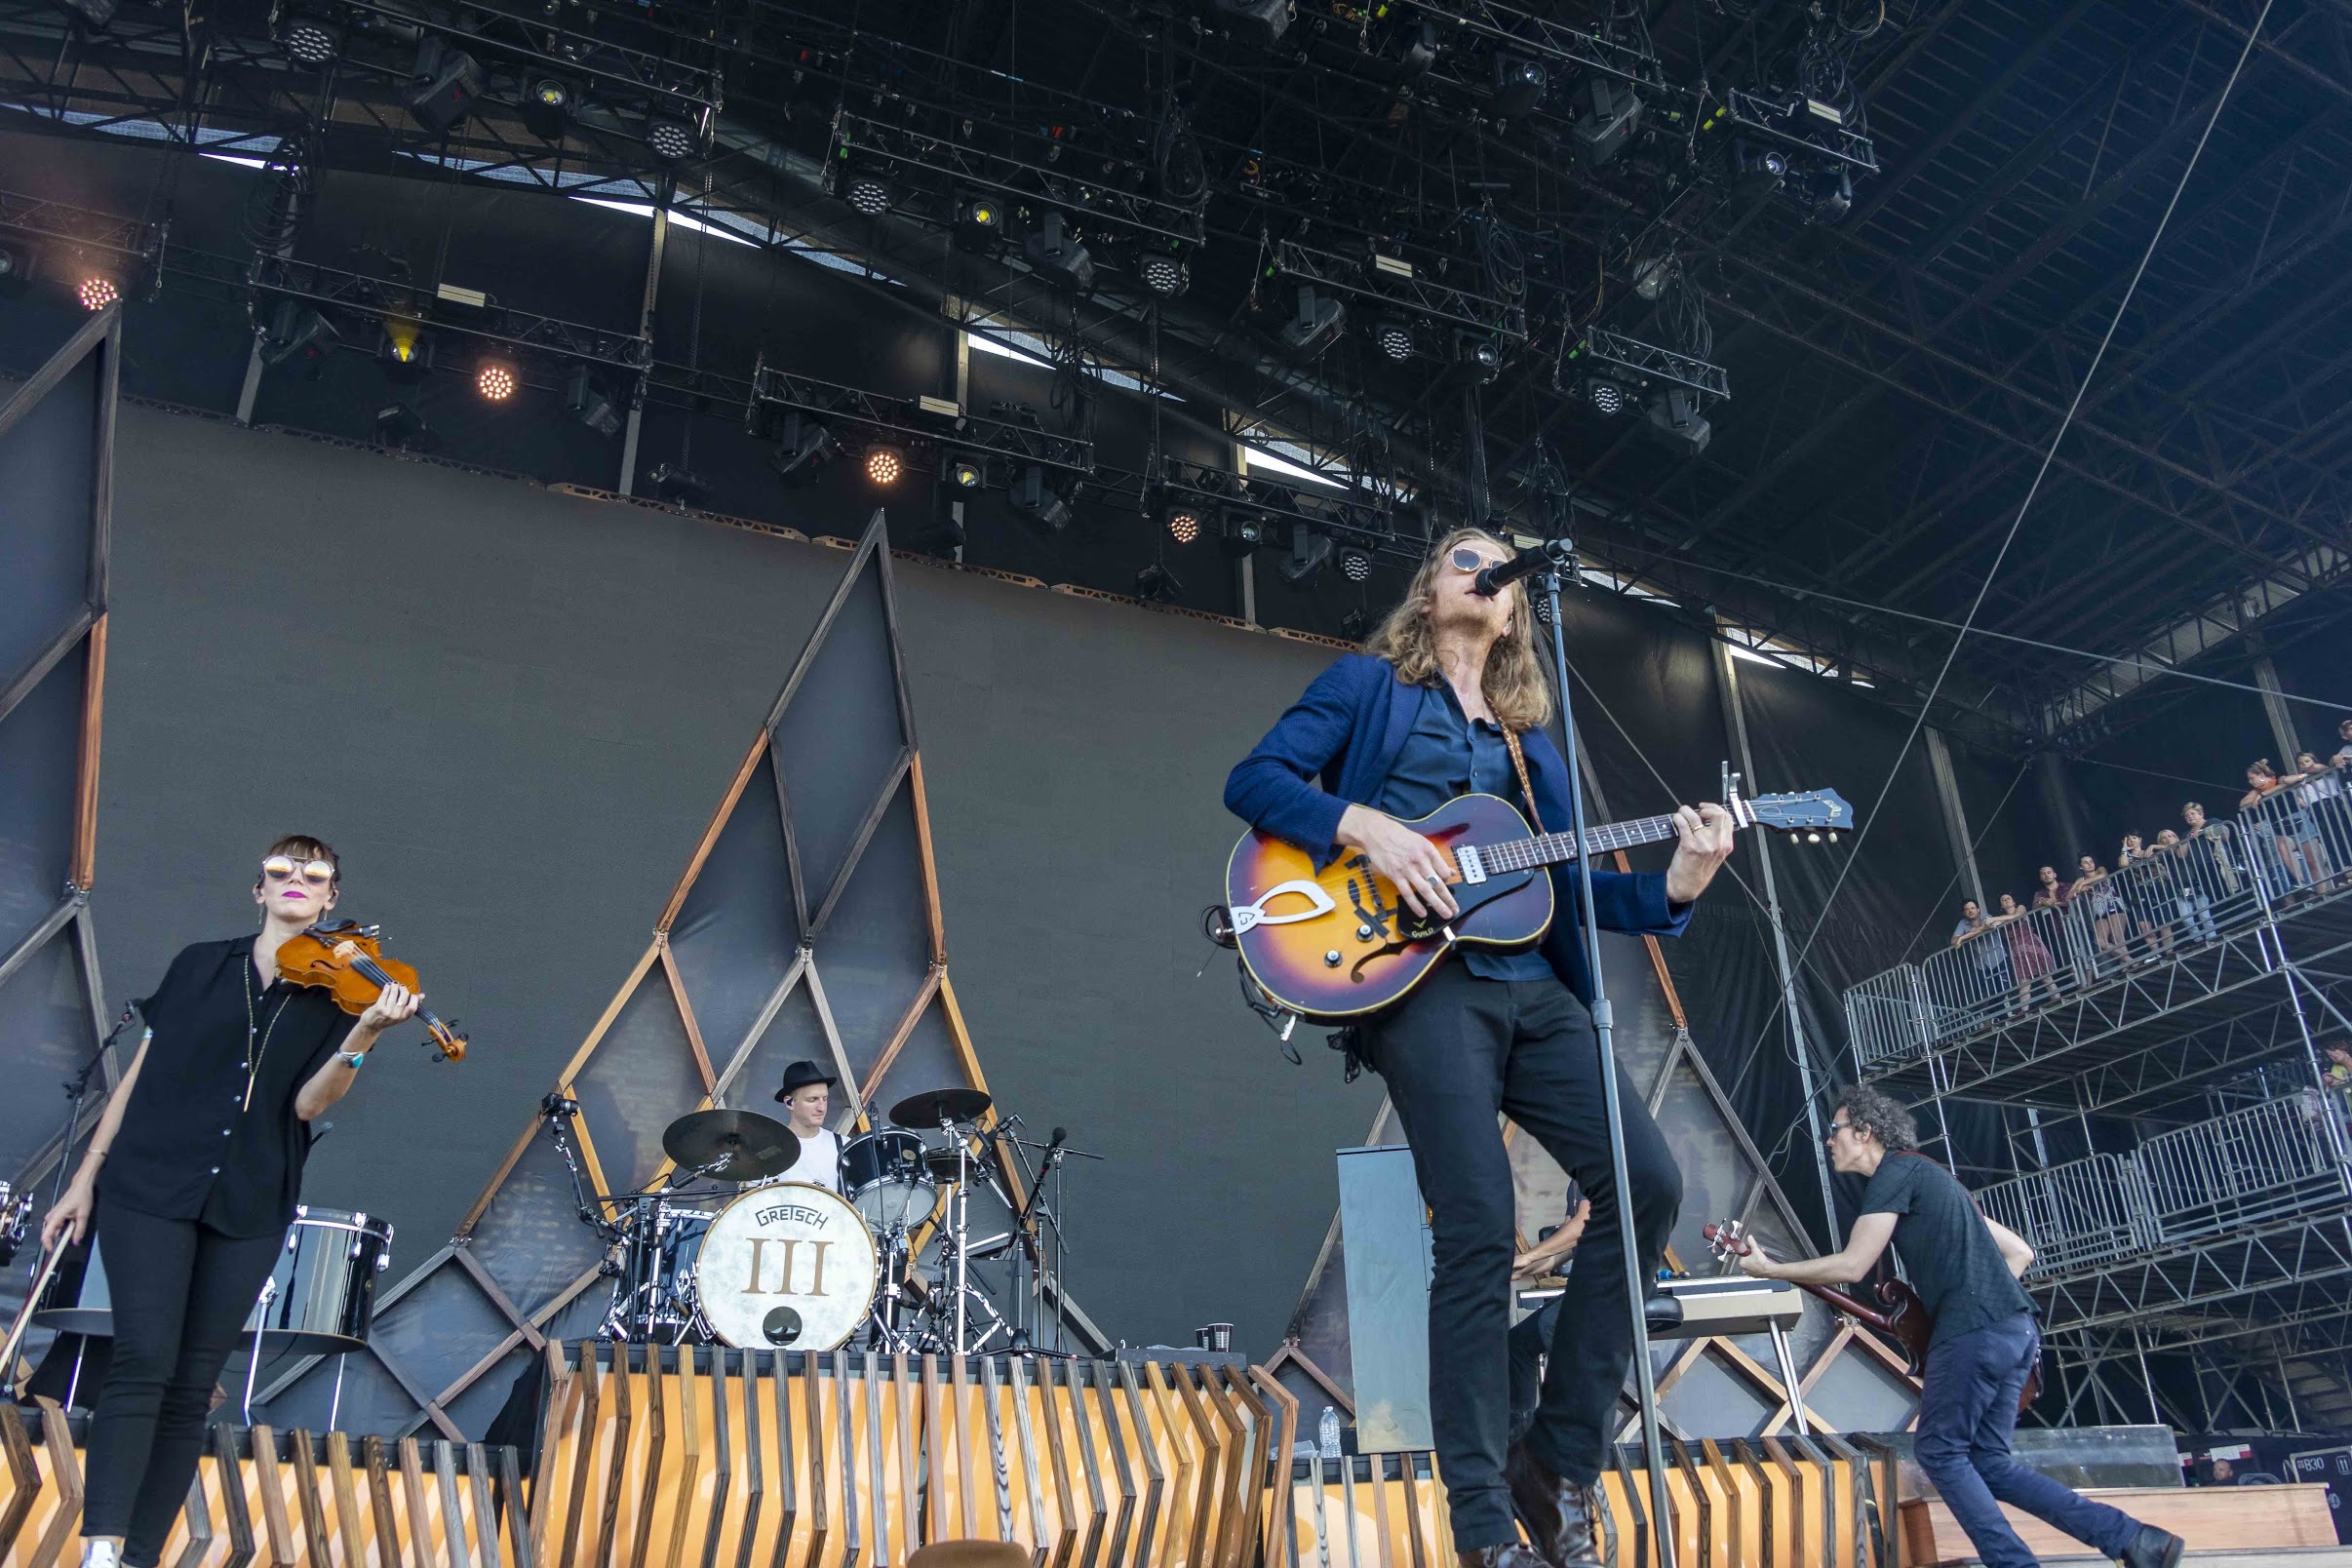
[773,1060,844,1195]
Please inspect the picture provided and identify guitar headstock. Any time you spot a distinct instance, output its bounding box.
[1747,789,1854,844]
[1701,1220,1751,1261]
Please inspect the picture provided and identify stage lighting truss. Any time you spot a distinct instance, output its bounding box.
[0,188,161,305]
[749,353,1096,479]
[1705,87,1880,176]
[1565,325,1730,405]
[1154,457,1394,571]
[827,103,1208,249]
[1274,236,1526,343]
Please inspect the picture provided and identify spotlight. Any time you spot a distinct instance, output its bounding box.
[76,274,119,312]
[372,402,431,451]
[521,78,572,141]
[564,364,621,438]
[1492,55,1548,121]
[1140,252,1190,297]
[1644,387,1712,455]
[1453,331,1502,383]
[946,454,984,489]
[1280,528,1335,586]
[1022,212,1095,293]
[1340,607,1369,640]
[1339,544,1373,583]
[865,445,905,487]
[1569,75,1643,170]
[260,298,336,368]
[1531,589,1553,627]
[955,193,1002,254]
[646,114,700,163]
[281,14,341,64]
[1134,563,1183,604]
[912,503,966,558]
[406,39,484,135]
[1209,0,1289,47]
[476,359,518,401]
[378,317,432,378]
[1582,376,1629,417]
[0,240,34,298]
[1373,317,1416,362]
[844,174,892,217]
[1734,140,1787,207]
[1278,286,1346,356]
[1802,164,1853,224]
[770,411,837,487]
[1164,501,1201,545]
[648,463,710,505]
[1631,254,1674,300]
[1009,464,1072,532]
[1218,509,1266,558]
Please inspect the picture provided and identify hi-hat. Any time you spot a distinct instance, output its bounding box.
[662,1108,799,1181]
[889,1087,994,1129]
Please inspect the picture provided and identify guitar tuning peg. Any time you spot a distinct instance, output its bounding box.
[1827,831,1839,843]
[1807,832,1822,843]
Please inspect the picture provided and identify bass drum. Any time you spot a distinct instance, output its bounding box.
[693,1183,875,1352]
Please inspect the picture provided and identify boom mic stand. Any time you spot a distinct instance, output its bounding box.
[1537,538,1677,1568]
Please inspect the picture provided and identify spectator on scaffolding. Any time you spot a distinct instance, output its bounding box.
[2154,829,2217,944]
[2117,835,2171,961]
[2335,718,2352,770]
[1950,900,2012,1009]
[1992,892,2060,1010]
[2294,755,2345,893]
[2075,855,2127,974]
[2032,865,2085,977]
[2326,1047,2352,1124]
[2243,760,2328,893]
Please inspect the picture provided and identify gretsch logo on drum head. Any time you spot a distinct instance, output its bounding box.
[755,1203,830,1227]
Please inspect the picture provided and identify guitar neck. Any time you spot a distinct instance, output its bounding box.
[1792,1278,1894,1332]
[1480,813,1685,874]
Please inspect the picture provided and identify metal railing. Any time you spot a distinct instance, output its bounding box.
[1845,782,2351,1057]
[1974,1153,2157,1276]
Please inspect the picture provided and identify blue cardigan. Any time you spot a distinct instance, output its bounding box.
[1223,653,1689,1002]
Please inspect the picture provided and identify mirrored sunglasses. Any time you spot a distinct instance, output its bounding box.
[261,856,335,886]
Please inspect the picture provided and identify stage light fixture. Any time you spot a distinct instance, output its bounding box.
[1281,528,1335,586]
[1339,544,1373,583]
[1492,55,1548,121]
[377,316,432,378]
[1140,252,1190,297]
[1278,285,1346,357]
[648,463,711,505]
[1022,212,1095,293]
[75,274,118,311]
[261,298,337,368]
[1453,331,1502,383]
[946,454,984,489]
[521,78,572,140]
[1531,589,1553,626]
[476,358,518,401]
[1583,376,1628,416]
[865,445,905,487]
[372,402,430,451]
[1645,387,1711,455]
[1209,0,1288,47]
[955,193,1002,253]
[844,174,893,217]
[0,240,34,297]
[1009,464,1072,531]
[646,115,700,163]
[1734,140,1787,207]
[564,365,621,438]
[1803,164,1853,223]
[1631,254,1674,300]
[1134,563,1182,604]
[1570,75,1643,169]
[58,0,114,27]
[282,14,341,64]
[1340,607,1370,640]
[1374,317,1417,362]
[1218,509,1266,558]
[1164,502,1201,545]
[406,39,484,134]
[769,411,837,487]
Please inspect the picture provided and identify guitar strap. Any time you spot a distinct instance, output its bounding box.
[1502,725,1548,836]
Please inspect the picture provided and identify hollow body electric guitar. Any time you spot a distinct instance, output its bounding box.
[1704,1219,2039,1413]
[1224,779,1852,1021]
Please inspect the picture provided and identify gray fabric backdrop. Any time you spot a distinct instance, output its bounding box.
[91,404,1385,1356]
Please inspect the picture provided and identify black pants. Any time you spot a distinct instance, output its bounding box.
[83,1196,283,1566]
[1362,962,1681,1549]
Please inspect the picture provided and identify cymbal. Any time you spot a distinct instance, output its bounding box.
[889,1086,994,1129]
[662,1108,799,1181]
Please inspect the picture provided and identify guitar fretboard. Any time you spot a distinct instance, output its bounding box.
[1477,813,1682,874]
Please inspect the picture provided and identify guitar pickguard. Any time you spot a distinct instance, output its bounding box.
[1343,852,1394,941]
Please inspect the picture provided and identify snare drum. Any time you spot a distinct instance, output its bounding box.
[840,1129,939,1231]
[693,1182,876,1351]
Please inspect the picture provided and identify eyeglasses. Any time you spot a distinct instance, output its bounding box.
[261,856,335,887]
[1447,544,1505,574]
[1823,1120,1853,1143]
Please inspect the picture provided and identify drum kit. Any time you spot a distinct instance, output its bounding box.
[558,1085,1087,1357]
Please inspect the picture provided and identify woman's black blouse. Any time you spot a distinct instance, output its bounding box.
[101,938,357,1237]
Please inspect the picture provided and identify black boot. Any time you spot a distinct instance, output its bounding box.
[1458,1546,1552,1568]
[1504,1443,1605,1568]
[2119,1525,2183,1568]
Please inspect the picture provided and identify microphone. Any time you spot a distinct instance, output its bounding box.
[1044,1126,1069,1160]
[1472,538,1573,598]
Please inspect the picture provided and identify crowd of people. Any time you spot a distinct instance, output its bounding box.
[1939,719,2352,1019]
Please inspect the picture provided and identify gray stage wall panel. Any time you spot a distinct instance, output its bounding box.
[94,404,1384,1356]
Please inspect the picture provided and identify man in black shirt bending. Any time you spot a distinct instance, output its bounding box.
[1735,1086,2182,1568]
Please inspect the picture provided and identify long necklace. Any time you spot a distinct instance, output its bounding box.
[243,955,292,1113]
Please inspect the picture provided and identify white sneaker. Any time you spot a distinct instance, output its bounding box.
[79,1543,121,1568]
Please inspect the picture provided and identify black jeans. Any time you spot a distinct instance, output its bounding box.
[1361,962,1681,1549]
[83,1196,284,1567]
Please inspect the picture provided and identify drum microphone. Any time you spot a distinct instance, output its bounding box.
[1471,538,1574,598]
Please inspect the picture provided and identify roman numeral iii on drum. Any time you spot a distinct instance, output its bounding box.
[744,1236,834,1297]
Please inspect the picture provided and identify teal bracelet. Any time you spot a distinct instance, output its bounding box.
[336,1049,368,1070]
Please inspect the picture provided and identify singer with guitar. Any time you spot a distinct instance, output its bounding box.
[1225,529,1737,1568]
[1732,1087,2181,1568]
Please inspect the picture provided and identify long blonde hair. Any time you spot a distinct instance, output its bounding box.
[1364,527,1553,732]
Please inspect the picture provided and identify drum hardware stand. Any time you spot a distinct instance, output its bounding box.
[999,1130,1096,1355]
[240,1274,278,1424]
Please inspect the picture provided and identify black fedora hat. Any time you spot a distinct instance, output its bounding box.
[774,1059,840,1102]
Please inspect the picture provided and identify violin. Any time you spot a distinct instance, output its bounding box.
[275,920,469,1062]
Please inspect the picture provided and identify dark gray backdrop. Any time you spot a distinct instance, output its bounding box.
[92,402,1383,1356]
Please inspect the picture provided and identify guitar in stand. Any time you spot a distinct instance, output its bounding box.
[1703,1219,2041,1413]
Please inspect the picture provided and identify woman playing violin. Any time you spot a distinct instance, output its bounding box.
[42,836,419,1568]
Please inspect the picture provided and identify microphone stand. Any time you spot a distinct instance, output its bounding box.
[1538,540,1677,1567]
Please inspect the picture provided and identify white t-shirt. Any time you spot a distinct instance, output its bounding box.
[788,1127,843,1195]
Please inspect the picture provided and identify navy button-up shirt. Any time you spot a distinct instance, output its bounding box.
[1376,684,1553,981]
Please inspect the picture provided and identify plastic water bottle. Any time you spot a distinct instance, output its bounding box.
[1318,1405,1343,1458]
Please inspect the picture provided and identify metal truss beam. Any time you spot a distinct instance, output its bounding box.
[2034,1209,2352,1336]
[748,355,1097,476]
[1274,237,1527,340]
[249,255,651,369]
